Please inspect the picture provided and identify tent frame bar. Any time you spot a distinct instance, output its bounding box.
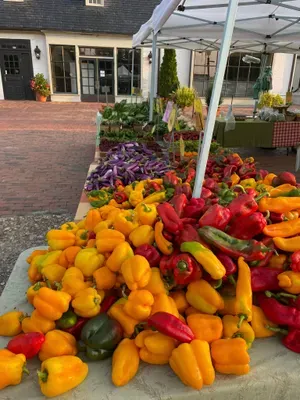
[149,33,157,122]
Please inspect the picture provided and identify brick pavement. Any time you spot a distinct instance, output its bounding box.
[0,100,300,216]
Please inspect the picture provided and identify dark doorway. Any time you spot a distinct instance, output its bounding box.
[80,58,115,102]
[0,39,34,100]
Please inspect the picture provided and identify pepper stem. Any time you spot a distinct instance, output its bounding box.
[37,370,48,383]
[277,292,297,299]
[232,184,246,193]
[23,366,30,375]
[264,210,270,220]
[121,284,128,299]
[237,314,247,328]
[142,204,152,213]
[265,325,288,335]
[176,261,188,272]
[255,192,270,202]
[212,279,223,289]
[227,275,236,286]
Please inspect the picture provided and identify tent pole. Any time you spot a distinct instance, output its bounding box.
[149,33,157,122]
[193,0,239,198]
[131,49,135,103]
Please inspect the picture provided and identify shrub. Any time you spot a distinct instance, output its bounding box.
[158,49,179,98]
[174,86,196,109]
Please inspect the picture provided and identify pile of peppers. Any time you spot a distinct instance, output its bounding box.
[2,149,300,395]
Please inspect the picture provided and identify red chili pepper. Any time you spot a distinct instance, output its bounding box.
[182,197,205,219]
[148,312,194,343]
[171,253,199,285]
[199,204,232,231]
[134,244,161,268]
[100,295,118,314]
[157,203,183,235]
[250,237,275,268]
[169,194,188,217]
[7,332,45,359]
[250,267,281,292]
[174,183,192,200]
[228,193,258,218]
[185,168,196,184]
[223,164,237,179]
[113,191,128,204]
[216,253,237,283]
[258,294,300,329]
[269,212,285,223]
[291,251,300,272]
[63,317,89,340]
[115,179,124,189]
[227,212,266,240]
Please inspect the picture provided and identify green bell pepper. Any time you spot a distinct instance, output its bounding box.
[56,309,78,329]
[80,314,123,361]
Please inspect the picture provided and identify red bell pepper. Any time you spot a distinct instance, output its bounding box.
[185,168,196,184]
[7,332,45,359]
[291,251,300,273]
[63,317,89,340]
[258,294,300,329]
[180,217,198,225]
[201,187,212,200]
[148,312,194,343]
[203,178,220,192]
[148,181,162,192]
[159,250,179,277]
[171,253,200,285]
[174,183,192,200]
[134,244,161,268]
[100,295,118,314]
[250,267,281,292]
[266,323,300,353]
[199,204,232,231]
[227,212,266,240]
[174,224,201,247]
[163,229,174,242]
[269,212,285,223]
[216,253,237,283]
[250,237,275,268]
[169,194,188,217]
[157,203,183,235]
[228,193,258,218]
[113,191,128,204]
[88,231,96,240]
[245,188,258,197]
[223,165,237,182]
[256,169,269,181]
[163,171,181,188]
[182,198,205,219]
[227,153,243,167]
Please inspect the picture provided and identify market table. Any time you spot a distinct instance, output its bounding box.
[1,248,300,400]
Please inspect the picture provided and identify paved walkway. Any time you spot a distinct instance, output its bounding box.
[0,100,299,216]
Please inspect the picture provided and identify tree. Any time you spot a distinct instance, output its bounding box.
[158,49,180,98]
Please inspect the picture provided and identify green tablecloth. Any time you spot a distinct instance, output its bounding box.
[214,119,274,148]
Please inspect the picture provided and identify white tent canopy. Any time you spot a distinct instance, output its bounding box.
[133,0,300,54]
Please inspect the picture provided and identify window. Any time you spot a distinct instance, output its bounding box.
[79,47,113,58]
[50,45,77,94]
[4,54,20,75]
[3,0,24,2]
[117,48,141,95]
[85,0,104,6]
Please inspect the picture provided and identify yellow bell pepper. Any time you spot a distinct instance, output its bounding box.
[94,219,113,234]
[121,254,152,290]
[240,178,256,189]
[144,267,167,295]
[230,173,240,186]
[33,287,71,321]
[170,290,189,314]
[37,250,63,272]
[267,254,287,270]
[180,241,226,280]
[114,210,139,236]
[106,242,134,272]
[26,249,48,264]
[154,220,173,255]
[218,295,237,316]
[278,271,300,294]
[75,229,89,247]
[129,225,155,247]
[124,290,154,320]
[28,255,43,283]
[151,293,179,318]
[107,207,123,221]
[96,229,125,253]
[37,356,88,398]
[185,306,200,317]
[235,257,252,324]
[169,340,215,390]
[108,302,139,336]
[72,287,102,318]
[98,205,117,219]
[0,349,27,390]
[85,208,102,232]
[42,264,66,286]
[112,338,140,387]
[76,219,86,229]
[251,305,277,338]
[60,267,89,298]
[74,248,105,277]
[273,236,300,252]
[60,222,79,234]
[211,338,250,375]
[143,191,169,204]
[27,281,47,304]
[93,266,117,290]
[22,310,56,334]
[58,246,81,268]
[129,190,144,207]
[0,310,24,336]
[137,331,176,365]
[135,203,157,226]
[263,218,300,238]
[187,313,223,343]
[186,280,224,314]
[222,315,255,349]
[46,229,76,250]
[263,173,277,185]
[39,330,78,361]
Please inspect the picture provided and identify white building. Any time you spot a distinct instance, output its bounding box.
[0,0,297,103]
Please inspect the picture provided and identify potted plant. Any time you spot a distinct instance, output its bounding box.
[30,73,51,102]
[174,86,196,110]
[205,83,223,116]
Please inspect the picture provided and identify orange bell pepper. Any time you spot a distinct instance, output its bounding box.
[33,287,71,321]
[121,255,152,290]
[22,310,56,334]
[0,311,24,336]
[39,330,77,361]
[85,209,102,231]
[58,246,81,268]
[46,230,76,250]
[93,266,117,290]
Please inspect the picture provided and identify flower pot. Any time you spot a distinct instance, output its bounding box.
[36,92,47,102]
